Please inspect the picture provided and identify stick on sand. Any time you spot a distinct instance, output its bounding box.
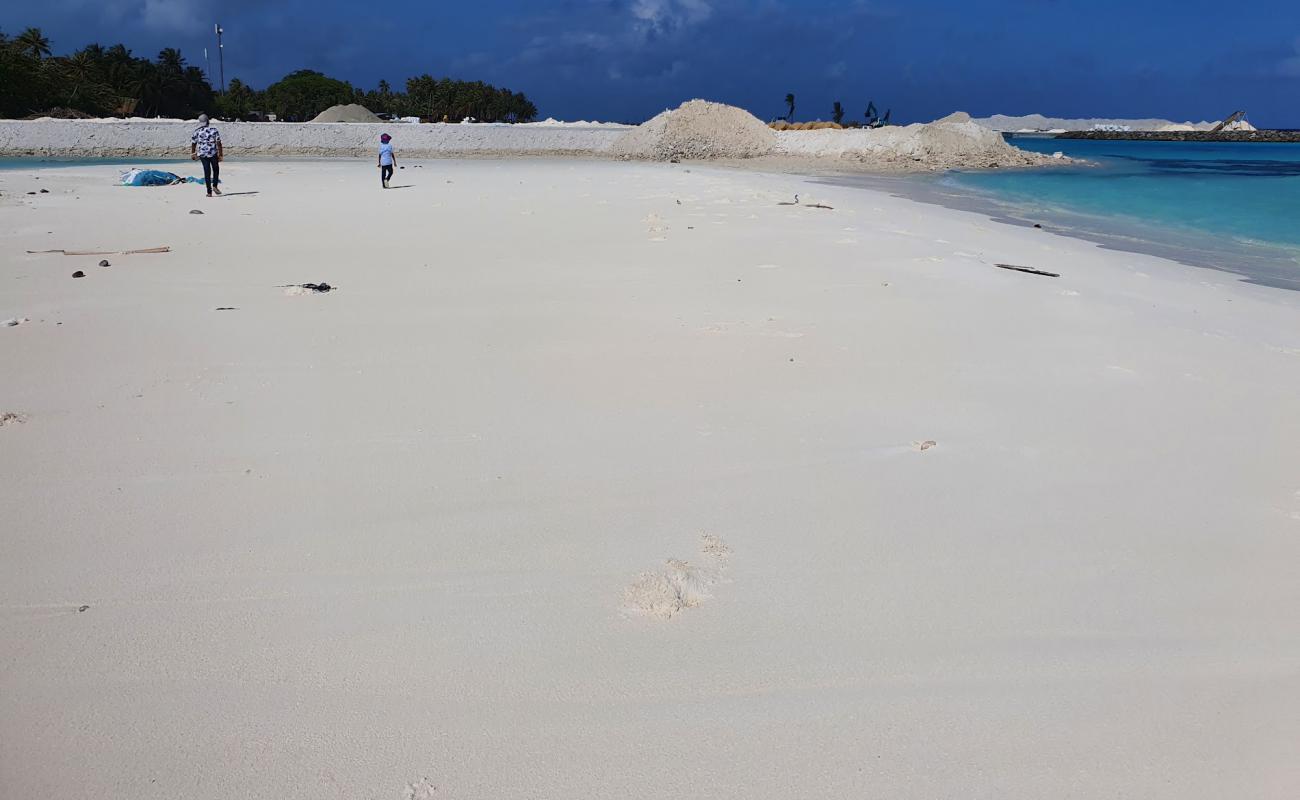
[26,246,171,256]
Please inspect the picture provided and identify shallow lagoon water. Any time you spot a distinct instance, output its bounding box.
[825,137,1300,290]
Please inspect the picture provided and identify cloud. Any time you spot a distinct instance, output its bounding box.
[1279,36,1300,77]
[630,0,713,33]
[141,0,202,32]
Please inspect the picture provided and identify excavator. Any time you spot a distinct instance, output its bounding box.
[1209,111,1247,133]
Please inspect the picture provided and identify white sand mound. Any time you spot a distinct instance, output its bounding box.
[311,104,382,123]
[611,99,776,161]
[931,111,972,124]
[776,119,1054,170]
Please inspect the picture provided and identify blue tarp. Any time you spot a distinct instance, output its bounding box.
[118,169,207,186]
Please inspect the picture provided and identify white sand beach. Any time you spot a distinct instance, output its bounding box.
[2,158,1299,799]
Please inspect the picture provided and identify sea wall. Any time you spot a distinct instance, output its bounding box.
[0,119,631,158]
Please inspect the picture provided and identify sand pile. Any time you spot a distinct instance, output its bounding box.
[610,99,776,161]
[311,104,382,123]
[774,119,1056,170]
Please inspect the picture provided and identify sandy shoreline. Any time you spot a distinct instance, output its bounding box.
[2,159,1298,798]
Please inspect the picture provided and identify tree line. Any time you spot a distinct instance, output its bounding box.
[0,26,539,123]
[0,27,214,118]
[219,71,538,123]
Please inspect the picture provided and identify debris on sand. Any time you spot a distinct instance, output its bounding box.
[98,259,110,267]
[189,209,204,215]
[1,412,28,426]
[27,246,170,256]
[279,282,335,295]
[71,270,85,278]
[915,440,938,452]
[995,263,1060,278]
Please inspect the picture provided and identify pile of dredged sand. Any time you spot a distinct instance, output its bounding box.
[774,116,1056,170]
[311,104,382,123]
[610,99,777,161]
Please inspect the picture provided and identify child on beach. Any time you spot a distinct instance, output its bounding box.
[378,133,396,188]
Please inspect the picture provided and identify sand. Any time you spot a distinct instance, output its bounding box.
[610,99,777,161]
[2,159,1298,799]
[0,104,1057,171]
[973,113,1254,132]
[311,104,384,123]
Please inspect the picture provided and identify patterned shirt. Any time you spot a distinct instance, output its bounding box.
[191,126,221,158]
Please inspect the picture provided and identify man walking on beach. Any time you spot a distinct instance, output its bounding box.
[190,114,223,197]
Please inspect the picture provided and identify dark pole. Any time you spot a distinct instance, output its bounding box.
[215,24,225,93]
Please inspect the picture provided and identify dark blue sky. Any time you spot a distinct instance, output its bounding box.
[5,1,1299,125]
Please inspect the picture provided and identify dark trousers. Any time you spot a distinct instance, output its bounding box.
[381,164,394,185]
[200,156,220,193]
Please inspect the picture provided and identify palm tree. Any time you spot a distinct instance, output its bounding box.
[15,27,52,59]
[59,51,98,103]
[157,47,185,73]
[784,92,795,121]
[832,101,844,125]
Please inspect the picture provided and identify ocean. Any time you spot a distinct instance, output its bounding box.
[946,137,1300,289]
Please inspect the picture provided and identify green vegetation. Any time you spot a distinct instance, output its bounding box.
[0,27,214,118]
[1,26,539,123]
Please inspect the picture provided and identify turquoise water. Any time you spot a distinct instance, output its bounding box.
[938,137,1300,287]
[955,138,1300,248]
[0,157,187,170]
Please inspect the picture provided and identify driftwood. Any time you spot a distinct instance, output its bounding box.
[995,263,1059,278]
[777,194,833,209]
[27,246,171,256]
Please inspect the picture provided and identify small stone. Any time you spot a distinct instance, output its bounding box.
[917,440,938,452]
[189,209,204,215]
[71,270,85,278]
[39,188,49,194]
[26,191,36,195]
[99,259,110,267]
[1033,223,1042,229]
[78,605,90,613]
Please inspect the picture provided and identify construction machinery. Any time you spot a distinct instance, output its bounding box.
[1209,111,1246,133]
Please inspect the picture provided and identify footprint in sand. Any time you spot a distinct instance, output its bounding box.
[404,778,438,799]
[643,213,668,241]
[1,412,28,427]
[624,533,731,620]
